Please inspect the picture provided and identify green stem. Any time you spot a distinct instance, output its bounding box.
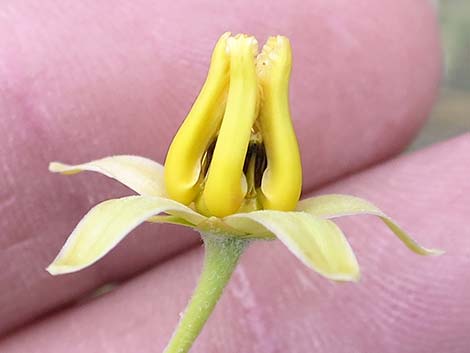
[163,233,248,353]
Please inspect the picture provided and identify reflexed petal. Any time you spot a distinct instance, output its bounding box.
[221,215,274,238]
[49,155,165,197]
[196,216,272,238]
[47,196,205,275]
[297,194,443,256]
[147,215,195,228]
[225,211,360,281]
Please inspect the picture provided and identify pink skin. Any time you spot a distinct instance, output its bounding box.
[0,0,450,350]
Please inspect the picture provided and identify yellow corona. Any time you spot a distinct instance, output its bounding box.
[164,33,302,217]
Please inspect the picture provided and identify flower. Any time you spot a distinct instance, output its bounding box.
[47,154,441,279]
[47,33,442,353]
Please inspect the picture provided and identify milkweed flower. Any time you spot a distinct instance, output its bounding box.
[47,33,442,353]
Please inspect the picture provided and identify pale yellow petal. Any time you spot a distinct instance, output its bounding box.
[47,196,205,275]
[196,216,273,238]
[225,211,360,281]
[147,215,195,228]
[49,155,165,197]
[221,215,274,238]
[297,194,443,256]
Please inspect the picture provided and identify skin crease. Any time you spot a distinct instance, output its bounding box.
[1,135,470,352]
[0,0,442,344]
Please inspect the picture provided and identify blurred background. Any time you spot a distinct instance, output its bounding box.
[409,0,470,150]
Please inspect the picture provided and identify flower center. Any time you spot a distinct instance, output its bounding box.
[164,33,302,217]
[196,133,267,215]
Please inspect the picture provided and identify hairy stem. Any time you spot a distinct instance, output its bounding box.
[163,234,248,353]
